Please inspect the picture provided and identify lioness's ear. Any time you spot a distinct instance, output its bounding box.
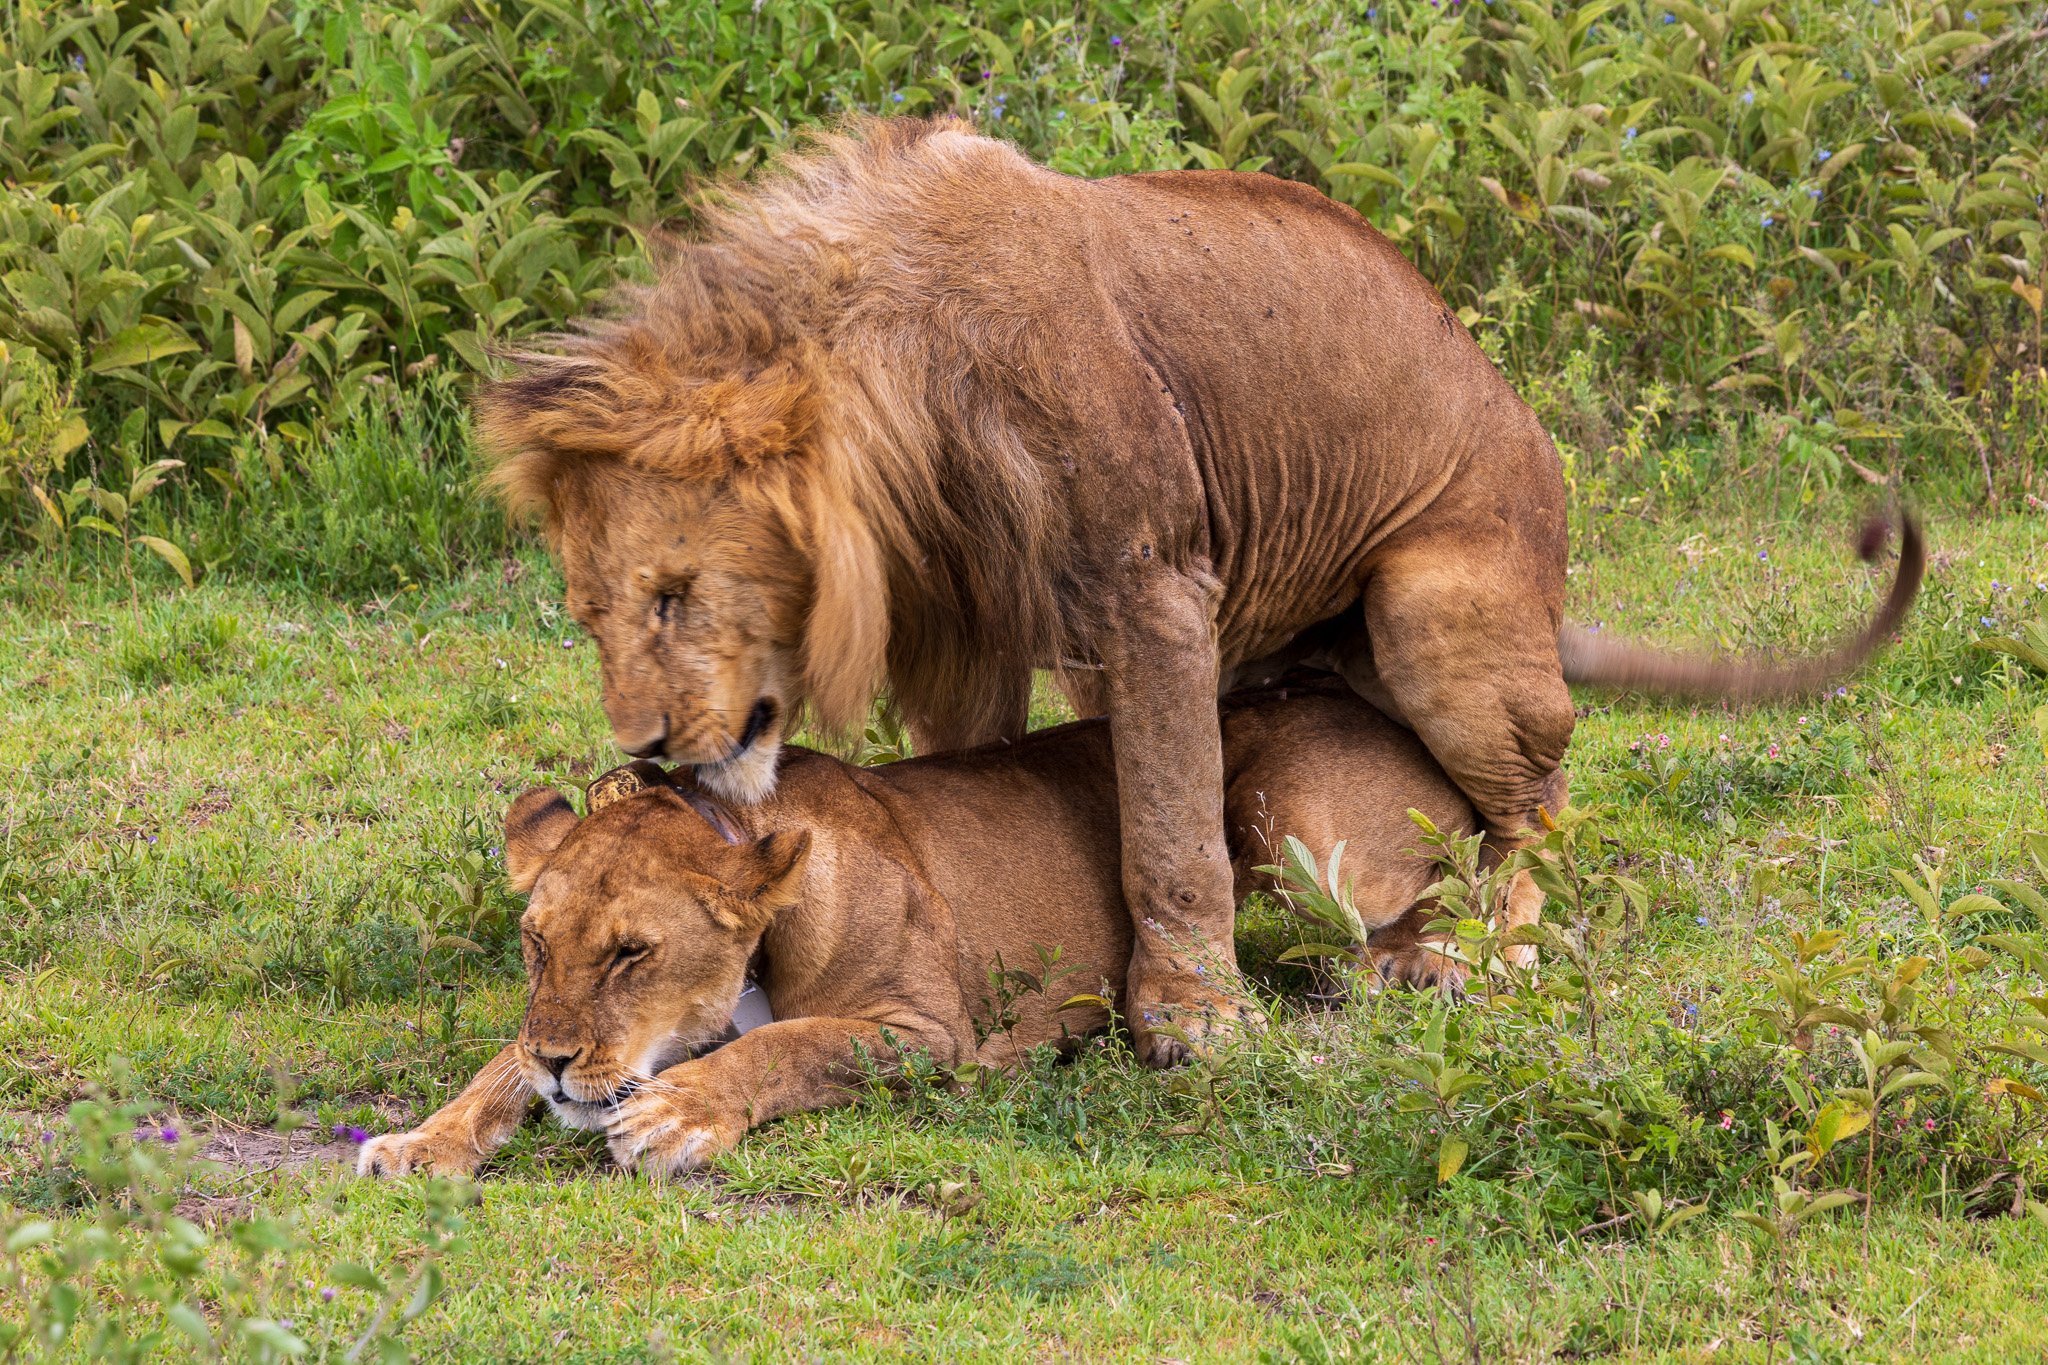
[716,830,813,930]
[504,789,579,892]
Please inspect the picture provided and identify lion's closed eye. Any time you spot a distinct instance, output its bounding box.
[609,941,651,975]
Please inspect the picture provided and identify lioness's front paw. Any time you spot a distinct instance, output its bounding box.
[603,1090,743,1177]
[355,1129,478,1178]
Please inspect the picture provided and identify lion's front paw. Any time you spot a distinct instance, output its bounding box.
[355,1128,479,1178]
[603,1089,744,1178]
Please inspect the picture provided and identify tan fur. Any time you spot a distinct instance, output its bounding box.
[475,117,1921,1063]
[357,685,1494,1178]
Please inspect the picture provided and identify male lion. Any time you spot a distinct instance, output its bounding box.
[358,684,1491,1179]
[476,117,1923,1064]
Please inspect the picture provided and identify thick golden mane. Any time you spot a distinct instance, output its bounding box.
[476,116,1080,741]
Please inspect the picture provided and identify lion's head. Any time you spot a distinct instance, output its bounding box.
[478,120,1075,801]
[499,776,810,1130]
[478,332,890,803]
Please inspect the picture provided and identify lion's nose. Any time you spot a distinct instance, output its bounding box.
[530,1045,581,1083]
[619,718,668,760]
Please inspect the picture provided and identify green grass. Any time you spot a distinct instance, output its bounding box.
[3,488,2046,1361]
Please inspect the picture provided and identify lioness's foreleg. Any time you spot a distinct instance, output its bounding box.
[1360,546,1575,968]
[357,1044,534,1178]
[1097,568,1246,1067]
[603,1017,916,1177]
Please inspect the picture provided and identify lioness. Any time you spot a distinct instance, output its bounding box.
[476,116,1923,1063]
[358,685,1491,1178]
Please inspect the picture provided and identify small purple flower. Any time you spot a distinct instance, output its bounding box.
[1741,89,1754,105]
[39,1130,56,1144]
[321,1287,336,1303]
[1964,9,1977,19]
[1978,71,1991,88]
[159,1125,180,1143]
[333,1123,370,1144]
[1694,915,1710,927]
[1109,35,1123,47]
[1809,188,1823,199]
[1815,149,1831,162]
[1980,616,1995,628]
[1761,213,1774,227]
[1661,12,1674,23]
[1624,126,1638,141]
[71,53,86,71]
[891,92,904,104]
[980,69,992,80]
[1759,550,1770,560]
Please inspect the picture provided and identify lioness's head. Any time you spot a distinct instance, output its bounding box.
[478,311,889,805]
[500,780,811,1130]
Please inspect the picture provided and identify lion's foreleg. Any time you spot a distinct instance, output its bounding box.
[1095,568,1247,1067]
[357,1044,535,1177]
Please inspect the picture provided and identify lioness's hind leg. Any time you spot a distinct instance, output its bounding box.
[1364,905,1468,993]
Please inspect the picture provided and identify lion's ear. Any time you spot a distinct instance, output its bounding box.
[504,789,579,892]
[715,830,813,931]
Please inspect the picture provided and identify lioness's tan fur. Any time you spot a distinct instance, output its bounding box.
[357,685,1489,1178]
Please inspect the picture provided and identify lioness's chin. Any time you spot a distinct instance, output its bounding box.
[695,735,783,805]
[544,1096,614,1132]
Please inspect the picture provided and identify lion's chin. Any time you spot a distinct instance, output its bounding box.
[695,734,782,805]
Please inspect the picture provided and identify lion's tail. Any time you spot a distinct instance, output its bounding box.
[1557,511,1924,703]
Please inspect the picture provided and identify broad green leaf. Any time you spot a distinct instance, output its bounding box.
[137,536,195,588]
[1437,1135,1468,1184]
[90,323,199,373]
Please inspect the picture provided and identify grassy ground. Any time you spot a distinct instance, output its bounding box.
[2,488,2046,1361]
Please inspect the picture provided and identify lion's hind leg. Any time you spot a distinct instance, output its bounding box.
[1357,540,1575,970]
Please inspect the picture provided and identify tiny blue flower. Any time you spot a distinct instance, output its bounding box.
[1624,126,1638,141]
[1761,213,1774,227]
[1694,915,1711,927]
[1980,616,1995,628]
[1741,89,1755,106]
[1367,5,1378,16]
[1815,149,1831,161]
[1759,549,1770,561]
[1978,71,1991,87]
[1661,11,1675,22]
[1964,9,1976,19]
[1109,34,1123,47]
[1809,187,1823,199]
[891,92,904,103]
[71,53,86,70]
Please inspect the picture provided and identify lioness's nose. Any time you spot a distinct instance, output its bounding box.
[530,1045,581,1082]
